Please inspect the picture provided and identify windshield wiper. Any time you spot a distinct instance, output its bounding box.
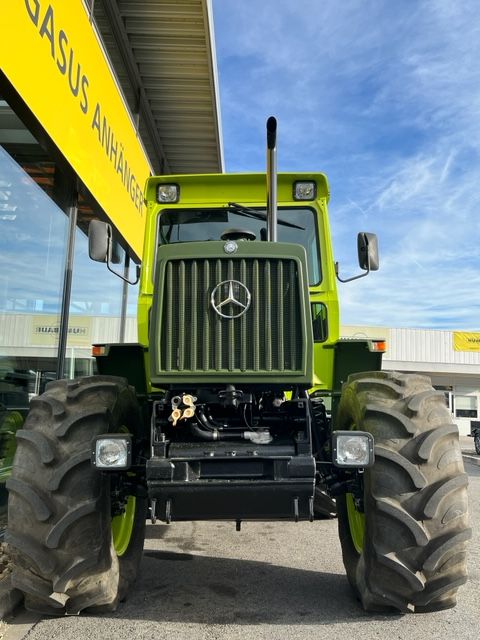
[227,202,304,230]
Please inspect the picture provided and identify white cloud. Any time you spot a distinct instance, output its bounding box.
[213,0,480,329]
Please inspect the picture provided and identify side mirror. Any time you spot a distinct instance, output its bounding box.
[336,232,379,283]
[88,220,111,263]
[88,219,140,286]
[357,232,379,272]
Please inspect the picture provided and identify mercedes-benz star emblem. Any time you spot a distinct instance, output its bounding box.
[211,280,251,319]
[223,240,238,254]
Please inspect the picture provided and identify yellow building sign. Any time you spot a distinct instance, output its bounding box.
[31,315,92,347]
[0,0,152,257]
[453,332,480,352]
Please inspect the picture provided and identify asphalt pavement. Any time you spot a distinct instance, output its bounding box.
[460,435,480,466]
[2,454,479,640]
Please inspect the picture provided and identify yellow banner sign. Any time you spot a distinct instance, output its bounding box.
[31,315,92,347]
[0,0,152,257]
[453,332,480,352]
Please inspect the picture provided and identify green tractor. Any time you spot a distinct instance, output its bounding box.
[7,118,470,614]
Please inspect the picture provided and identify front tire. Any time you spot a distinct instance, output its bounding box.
[6,376,146,615]
[336,371,471,613]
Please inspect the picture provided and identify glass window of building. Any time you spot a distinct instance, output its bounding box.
[0,101,71,528]
[454,395,478,419]
[65,204,139,379]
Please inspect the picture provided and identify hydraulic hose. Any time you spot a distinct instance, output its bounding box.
[190,422,239,441]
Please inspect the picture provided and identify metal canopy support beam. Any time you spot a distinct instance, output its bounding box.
[202,0,225,173]
[56,180,78,380]
[100,0,170,175]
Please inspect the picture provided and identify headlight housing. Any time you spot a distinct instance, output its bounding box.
[157,183,180,203]
[293,181,317,200]
[332,431,374,468]
[92,435,132,469]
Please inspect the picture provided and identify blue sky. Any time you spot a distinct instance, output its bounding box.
[211,0,480,330]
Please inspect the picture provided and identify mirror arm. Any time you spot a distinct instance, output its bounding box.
[335,261,370,284]
[88,220,140,284]
[105,235,140,285]
[106,257,140,285]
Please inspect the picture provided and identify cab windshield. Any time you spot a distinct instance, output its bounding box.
[158,207,321,285]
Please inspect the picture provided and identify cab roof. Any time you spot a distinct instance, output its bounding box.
[144,172,330,206]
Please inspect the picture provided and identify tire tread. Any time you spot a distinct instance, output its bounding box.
[336,370,471,613]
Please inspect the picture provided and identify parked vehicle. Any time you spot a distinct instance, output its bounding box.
[6,118,470,615]
[470,424,480,455]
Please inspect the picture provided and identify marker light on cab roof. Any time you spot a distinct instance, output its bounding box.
[157,184,180,203]
[293,181,317,200]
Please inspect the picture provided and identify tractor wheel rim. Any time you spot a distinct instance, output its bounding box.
[346,493,365,554]
[112,495,136,557]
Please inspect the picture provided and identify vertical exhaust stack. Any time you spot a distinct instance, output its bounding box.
[266,116,278,242]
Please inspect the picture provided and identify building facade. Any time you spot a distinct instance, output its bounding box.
[342,325,480,436]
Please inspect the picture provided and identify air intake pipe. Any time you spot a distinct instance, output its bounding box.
[266,116,278,242]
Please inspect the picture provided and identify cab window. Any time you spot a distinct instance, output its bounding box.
[157,207,321,285]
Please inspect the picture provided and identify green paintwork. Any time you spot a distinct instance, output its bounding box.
[138,173,341,392]
[112,495,136,557]
[346,493,365,553]
[149,240,313,386]
[94,172,383,395]
[330,339,383,423]
[143,172,330,208]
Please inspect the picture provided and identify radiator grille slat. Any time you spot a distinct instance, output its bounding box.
[264,260,272,371]
[165,262,173,371]
[190,261,198,371]
[227,260,234,372]
[253,260,260,372]
[160,257,304,374]
[277,261,284,371]
[202,261,210,370]
[289,261,297,371]
[215,259,222,371]
[240,259,247,371]
[178,260,185,370]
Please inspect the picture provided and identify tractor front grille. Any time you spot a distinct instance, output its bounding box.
[159,257,304,374]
